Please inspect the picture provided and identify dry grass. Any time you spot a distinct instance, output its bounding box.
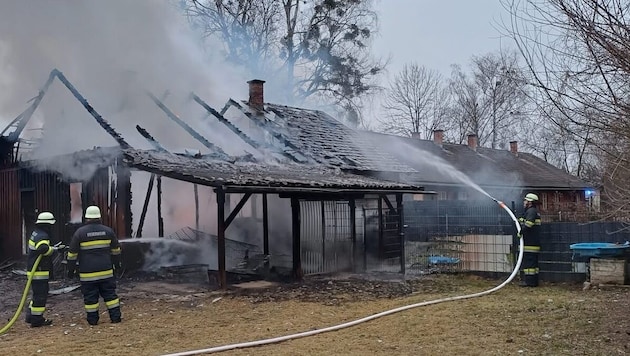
[1,274,629,356]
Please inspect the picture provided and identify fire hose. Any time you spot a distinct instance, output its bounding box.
[0,254,42,335]
[0,242,66,335]
[161,199,523,356]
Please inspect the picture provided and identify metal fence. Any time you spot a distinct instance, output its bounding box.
[404,200,630,282]
[299,197,404,275]
[404,200,513,275]
[300,200,354,274]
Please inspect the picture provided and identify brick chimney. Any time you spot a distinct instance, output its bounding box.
[411,132,420,139]
[247,79,265,112]
[433,129,444,146]
[467,134,478,151]
[509,141,518,154]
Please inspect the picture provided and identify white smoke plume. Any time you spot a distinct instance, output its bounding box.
[0,0,251,158]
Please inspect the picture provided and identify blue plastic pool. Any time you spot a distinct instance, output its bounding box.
[428,256,460,265]
[569,242,630,258]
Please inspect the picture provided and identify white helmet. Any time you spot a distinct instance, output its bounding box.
[524,193,539,202]
[36,212,56,224]
[85,206,102,219]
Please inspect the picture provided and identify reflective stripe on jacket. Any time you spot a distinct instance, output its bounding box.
[67,222,121,282]
[26,227,54,278]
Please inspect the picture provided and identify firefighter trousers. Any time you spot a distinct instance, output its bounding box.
[26,279,49,326]
[520,251,540,287]
[80,277,121,325]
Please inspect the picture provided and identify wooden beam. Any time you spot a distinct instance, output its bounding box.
[157,176,164,237]
[136,173,155,238]
[378,196,384,260]
[194,184,199,231]
[381,194,397,214]
[291,197,302,279]
[397,193,405,274]
[321,201,326,270]
[216,188,227,289]
[225,193,252,229]
[262,193,269,256]
[349,198,357,272]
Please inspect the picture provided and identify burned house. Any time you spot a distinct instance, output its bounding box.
[0,70,429,288]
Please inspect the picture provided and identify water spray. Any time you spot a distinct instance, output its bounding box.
[160,197,523,356]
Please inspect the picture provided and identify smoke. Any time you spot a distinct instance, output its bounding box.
[354,132,525,202]
[0,0,252,161]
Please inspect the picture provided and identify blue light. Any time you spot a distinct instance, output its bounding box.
[585,189,594,197]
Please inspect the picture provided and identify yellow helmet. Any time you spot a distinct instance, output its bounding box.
[524,193,539,202]
[36,212,56,224]
[84,206,102,219]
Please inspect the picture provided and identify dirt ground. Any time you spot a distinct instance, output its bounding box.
[1,266,629,356]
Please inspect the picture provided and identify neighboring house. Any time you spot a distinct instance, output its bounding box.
[363,130,593,222]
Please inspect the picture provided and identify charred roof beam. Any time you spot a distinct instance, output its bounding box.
[147,92,230,161]
[225,99,312,164]
[1,71,56,143]
[191,93,261,150]
[192,93,306,163]
[135,125,168,152]
[53,69,131,149]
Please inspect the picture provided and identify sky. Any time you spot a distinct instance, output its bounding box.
[373,0,511,79]
[368,0,512,125]
[0,1,512,134]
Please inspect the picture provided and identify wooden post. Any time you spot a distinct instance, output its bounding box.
[291,197,302,279]
[397,193,405,274]
[349,198,356,272]
[136,173,155,238]
[194,184,199,232]
[216,188,227,289]
[321,201,326,270]
[262,193,269,256]
[157,176,164,237]
[378,196,384,260]
[116,163,132,238]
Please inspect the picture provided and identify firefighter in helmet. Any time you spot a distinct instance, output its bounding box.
[518,193,542,287]
[66,206,122,325]
[25,211,62,327]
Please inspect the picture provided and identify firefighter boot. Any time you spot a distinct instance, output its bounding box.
[86,311,99,326]
[109,306,121,323]
[30,318,53,327]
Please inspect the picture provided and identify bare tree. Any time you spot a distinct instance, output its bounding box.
[502,0,630,217]
[185,0,384,117]
[379,63,449,138]
[448,50,529,148]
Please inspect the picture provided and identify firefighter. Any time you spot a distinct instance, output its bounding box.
[518,193,542,287]
[66,206,122,325]
[25,211,60,327]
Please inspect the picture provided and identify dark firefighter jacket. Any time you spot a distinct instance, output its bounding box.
[67,222,122,282]
[26,227,54,280]
[520,206,542,250]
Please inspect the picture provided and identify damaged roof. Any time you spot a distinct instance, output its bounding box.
[369,132,590,190]
[122,148,424,194]
[261,104,417,173]
[17,145,426,194]
[3,69,587,193]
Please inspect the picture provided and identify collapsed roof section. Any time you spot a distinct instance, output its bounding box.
[219,98,417,173]
[0,69,426,194]
[122,148,424,194]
